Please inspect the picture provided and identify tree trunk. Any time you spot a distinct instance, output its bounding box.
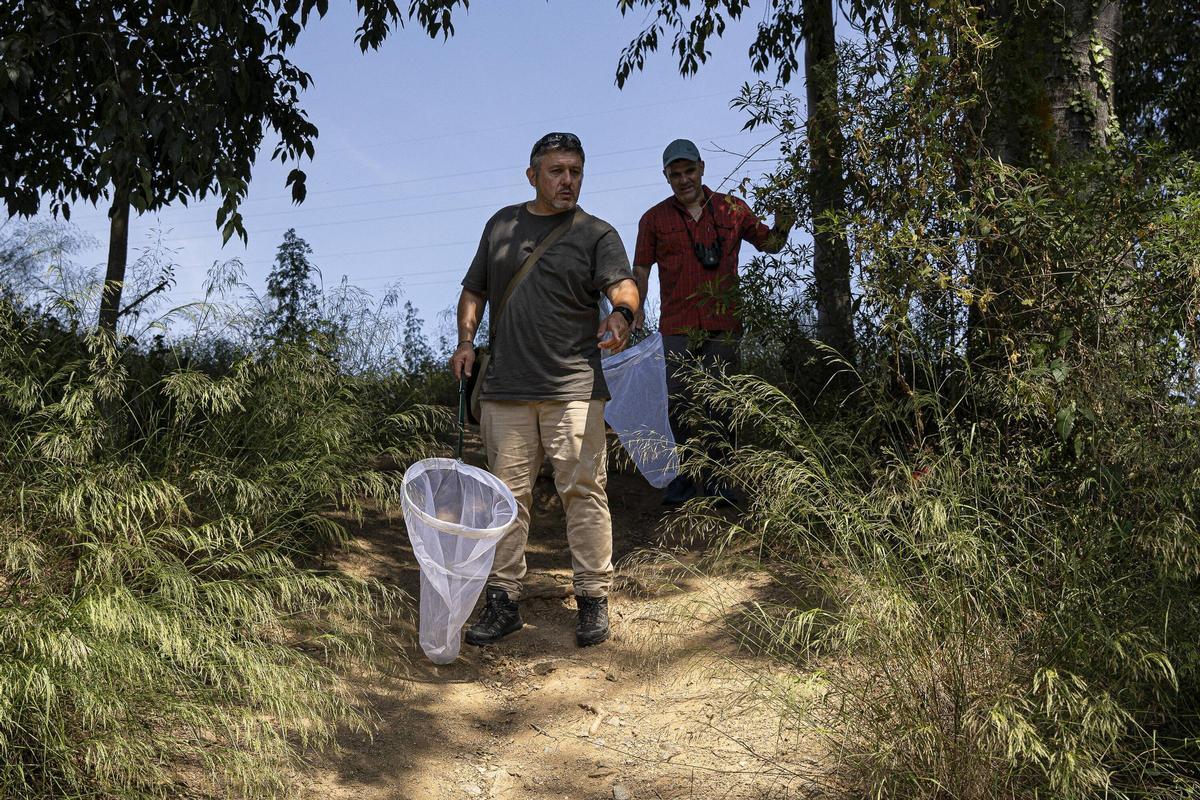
[803,0,856,364]
[970,0,1122,360]
[979,0,1120,167]
[98,184,129,334]
[1045,1,1121,155]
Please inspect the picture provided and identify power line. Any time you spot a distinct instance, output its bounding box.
[141,166,643,226]
[70,151,768,244]
[278,131,765,199]
[135,180,664,245]
[317,88,742,155]
[153,199,700,274]
[71,150,749,234]
[66,129,767,235]
[161,212,666,284]
[144,210,787,303]
[145,182,799,287]
[170,271,465,303]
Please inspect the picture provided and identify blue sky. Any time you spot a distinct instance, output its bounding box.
[57,0,805,336]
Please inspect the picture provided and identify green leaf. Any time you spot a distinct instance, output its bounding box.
[221,213,242,245]
[288,172,307,204]
[1055,402,1076,441]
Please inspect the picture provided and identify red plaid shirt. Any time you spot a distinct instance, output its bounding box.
[633,186,773,335]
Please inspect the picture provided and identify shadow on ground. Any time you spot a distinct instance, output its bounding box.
[300,435,821,800]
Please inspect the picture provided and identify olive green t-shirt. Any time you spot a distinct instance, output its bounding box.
[461,203,633,401]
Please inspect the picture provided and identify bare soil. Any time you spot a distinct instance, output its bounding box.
[299,442,820,800]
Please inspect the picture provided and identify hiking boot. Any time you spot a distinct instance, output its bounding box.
[575,595,610,647]
[705,480,739,509]
[662,475,698,506]
[465,586,524,646]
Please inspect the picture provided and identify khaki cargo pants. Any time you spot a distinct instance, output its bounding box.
[479,399,613,599]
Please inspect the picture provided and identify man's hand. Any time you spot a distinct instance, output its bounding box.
[450,341,476,380]
[764,209,797,254]
[632,307,645,333]
[597,312,631,353]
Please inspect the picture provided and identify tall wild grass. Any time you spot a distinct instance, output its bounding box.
[684,358,1198,798]
[0,301,441,798]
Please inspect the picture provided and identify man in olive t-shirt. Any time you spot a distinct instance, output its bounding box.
[449,132,640,648]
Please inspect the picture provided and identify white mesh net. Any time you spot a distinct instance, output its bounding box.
[402,458,517,664]
[602,332,680,488]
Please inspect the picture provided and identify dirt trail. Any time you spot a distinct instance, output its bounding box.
[300,443,817,800]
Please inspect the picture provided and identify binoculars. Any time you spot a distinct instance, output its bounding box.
[693,237,723,269]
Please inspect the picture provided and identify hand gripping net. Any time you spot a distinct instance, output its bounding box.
[402,458,517,664]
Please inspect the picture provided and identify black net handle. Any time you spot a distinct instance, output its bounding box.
[456,376,466,460]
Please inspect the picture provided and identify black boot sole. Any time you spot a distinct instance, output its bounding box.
[465,618,524,647]
[576,627,610,647]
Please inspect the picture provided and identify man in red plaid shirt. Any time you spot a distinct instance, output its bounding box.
[633,138,793,505]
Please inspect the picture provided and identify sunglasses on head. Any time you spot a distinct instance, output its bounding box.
[531,132,583,158]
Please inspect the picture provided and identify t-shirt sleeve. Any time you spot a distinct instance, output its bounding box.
[592,227,634,292]
[461,220,491,294]
[632,210,657,269]
[731,196,773,251]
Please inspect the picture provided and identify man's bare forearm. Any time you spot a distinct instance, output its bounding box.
[606,278,640,313]
[457,288,486,344]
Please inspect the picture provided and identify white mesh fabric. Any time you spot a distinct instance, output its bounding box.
[402,458,517,664]
[601,332,680,488]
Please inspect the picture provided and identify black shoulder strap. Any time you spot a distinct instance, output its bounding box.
[492,208,577,327]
